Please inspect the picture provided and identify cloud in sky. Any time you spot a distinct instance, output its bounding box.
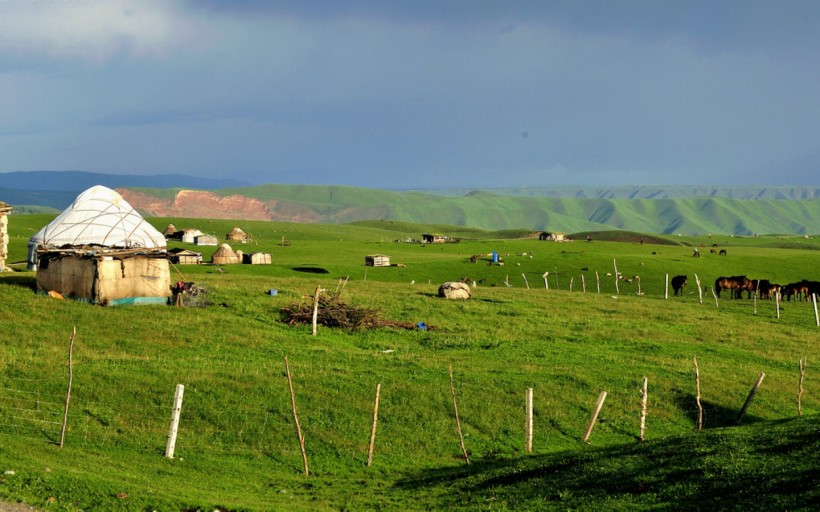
[1,0,819,189]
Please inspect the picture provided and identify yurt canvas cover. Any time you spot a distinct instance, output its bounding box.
[212,243,240,264]
[28,185,166,269]
[226,226,248,242]
[29,186,170,305]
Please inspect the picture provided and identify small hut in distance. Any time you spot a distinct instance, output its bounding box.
[181,228,204,244]
[421,234,447,244]
[168,248,202,265]
[195,234,218,246]
[226,226,249,244]
[243,252,271,265]
[365,254,391,267]
[211,243,240,265]
[539,231,566,241]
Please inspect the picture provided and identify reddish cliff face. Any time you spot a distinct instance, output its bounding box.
[117,188,324,223]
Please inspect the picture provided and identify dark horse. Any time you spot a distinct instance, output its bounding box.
[715,275,753,299]
[671,275,687,296]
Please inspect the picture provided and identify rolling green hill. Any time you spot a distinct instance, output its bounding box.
[123,184,820,236]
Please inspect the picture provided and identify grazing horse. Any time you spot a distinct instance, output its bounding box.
[719,249,727,256]
[710,248,717,254]
[784,280,820,301]
[715,275,752,299]
[671,275,687,296]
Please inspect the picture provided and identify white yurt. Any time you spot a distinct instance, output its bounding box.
[28,185,171,305]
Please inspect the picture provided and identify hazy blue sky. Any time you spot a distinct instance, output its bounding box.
[1,1,819,189]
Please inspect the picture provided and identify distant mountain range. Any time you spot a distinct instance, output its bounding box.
[1,171,818,235]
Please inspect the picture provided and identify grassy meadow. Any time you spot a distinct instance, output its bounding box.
[0,214,819,510]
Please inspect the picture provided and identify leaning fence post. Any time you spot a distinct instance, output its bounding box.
[449,365,470,465]
[165,383,185,459]
[798,357,807,417]
[60,326,77,449]
[639,376,648,442]
[581,274,586,293]
[613,259,619,295]
[522,273,529,289]
[694,356,704,431]
[813,294,819,327]
[596,271,600,294]
[710,287,719,308]
[285,357,310,476]
[543,272,549,290]
[367,383,381,467]
[525,387,533,452]
[736,372,765,424]
[694,273,703,304]
[583,391,607,443]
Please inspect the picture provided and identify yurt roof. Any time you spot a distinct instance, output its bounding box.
[0,201,12,213]
[228,226,247,236]
[29,186,166,251]
[212,243,237,257]
[163,224,177,234]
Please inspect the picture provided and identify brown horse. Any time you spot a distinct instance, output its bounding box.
[715,275,752,299]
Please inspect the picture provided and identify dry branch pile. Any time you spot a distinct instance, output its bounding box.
[280,291,432,331]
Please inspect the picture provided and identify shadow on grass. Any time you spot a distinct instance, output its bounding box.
[674,393,767,429]
[395,418,820,510]
[0,274,36,290]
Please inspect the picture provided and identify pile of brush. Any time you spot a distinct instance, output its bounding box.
[280,290,432,331]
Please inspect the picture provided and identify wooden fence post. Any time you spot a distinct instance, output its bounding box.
[581,274,586,293]
[694,356,704,431]
[367,383,381,467]
[522,273,529,289]
[639,377,648,442]
[569,277,574,292]
[736,372,765,424]
[582,391,607,443]
[613,259,619,295]
[776,291,781,319]
[449,365,470,465]
[753,280,759,314]
[285,357,310,476]
[165,383,185,459]
[311,286,323,336]
[596,271,600,294]
[710,286,719,308]
[694,273,703,304]
[665,273,669,300]
[542,272,549,290]
[798,357,807,417]
[59,326,76,449]
[525,387,533,452]
[813,294,819,327]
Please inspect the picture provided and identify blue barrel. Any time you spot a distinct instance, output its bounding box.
[492,251,499,263]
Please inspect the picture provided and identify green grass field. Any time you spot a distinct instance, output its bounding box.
[0,214,818,510]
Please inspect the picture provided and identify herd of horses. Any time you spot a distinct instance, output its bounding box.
[712,276,820,301]
[669,275,820,301]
